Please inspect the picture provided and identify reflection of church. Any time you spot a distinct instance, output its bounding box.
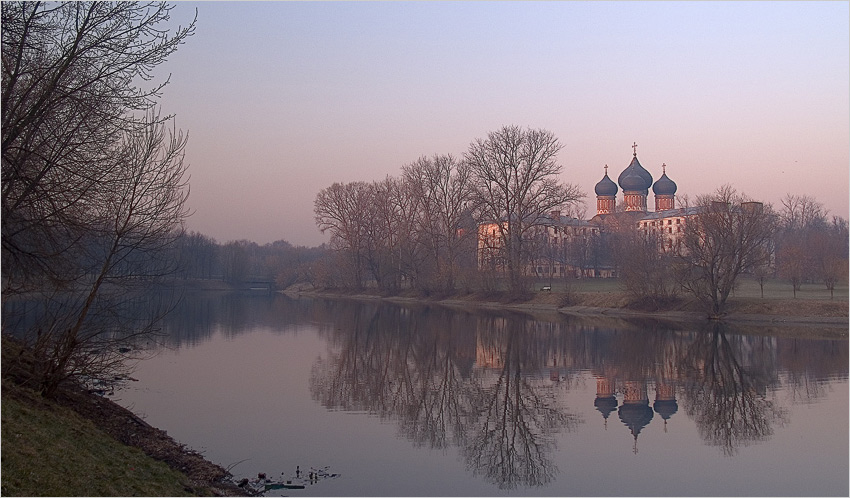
[594,375,679,454]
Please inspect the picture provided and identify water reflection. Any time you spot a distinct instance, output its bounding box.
[307,307,578,489]
[11,293,843,492]
[295,299,846,488]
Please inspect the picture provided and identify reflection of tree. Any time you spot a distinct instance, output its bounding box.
[309,305,477,449]
[110,294,849,476]
[309,308,580,490]
[678,323,787,456]
[463,319,579,489]
[398,311,474,449]
[775,337,849,405]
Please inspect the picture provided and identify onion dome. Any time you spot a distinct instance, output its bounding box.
[594,167,618,196]
[652,164,677,196]
[619,167,647,192]
[618,155,653,192]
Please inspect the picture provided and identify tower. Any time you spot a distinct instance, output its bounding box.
[652,163,677,211]
[617,143,653,213]
[594,165,618,215]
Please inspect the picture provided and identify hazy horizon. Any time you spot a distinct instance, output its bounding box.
[154,1,849,247]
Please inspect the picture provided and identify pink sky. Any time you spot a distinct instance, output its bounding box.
[154,1,849,246]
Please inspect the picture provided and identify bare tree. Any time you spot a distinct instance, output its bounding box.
[2,2,195,396]
[776,233,808,297]
[314,181,373,288]
[676,186,777,318]
[24,111,190,396]
[615,227,678,309]
[775,194,847,297]
[779,194,826,232]
[810,216,849,299]
[2,1,195,294]
[466,126,584,292]
[403,154,476,291]
[361,177,408,291]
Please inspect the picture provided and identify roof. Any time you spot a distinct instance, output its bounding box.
[638,206,701,221]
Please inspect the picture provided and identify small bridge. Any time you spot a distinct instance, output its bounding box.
[238,277,276,293]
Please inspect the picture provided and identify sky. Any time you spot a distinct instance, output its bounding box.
[153,1,849,247]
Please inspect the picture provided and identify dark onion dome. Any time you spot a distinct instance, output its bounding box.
[652,165,677,196]
[618,155,653,191]
[594,170,618,196]
[619,167,647,192]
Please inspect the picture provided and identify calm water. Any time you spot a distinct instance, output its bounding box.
[108,293,847,497]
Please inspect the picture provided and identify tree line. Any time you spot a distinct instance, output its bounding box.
[171,232,325,288]
[313,125,585,294]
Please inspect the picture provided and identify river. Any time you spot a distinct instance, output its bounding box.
[107,292,848,496]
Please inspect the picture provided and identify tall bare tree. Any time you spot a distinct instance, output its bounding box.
[614,227,679,308]
[2,2,195,396]
[676,186,777,318]
[31,113,190,396]
[2,1,195,293]
[809,216,849,299]
[776,194,847,298]
[465,126,584,292]
[403,154,476,291]
[314,181,371,288]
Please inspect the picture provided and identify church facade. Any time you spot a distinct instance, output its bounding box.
[477,144,700,278]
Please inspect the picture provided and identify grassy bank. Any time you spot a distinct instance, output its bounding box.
[293,275,848,322]
[1,338,246,497]
[1,383,199,497]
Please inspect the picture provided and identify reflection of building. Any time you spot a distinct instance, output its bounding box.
[594,377,618,430]
[653,383,679,433]
[592,375,680,453]
[618,380,654,454]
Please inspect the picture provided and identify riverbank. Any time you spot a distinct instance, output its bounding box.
[286,284,848,339]
[1,337,248,497]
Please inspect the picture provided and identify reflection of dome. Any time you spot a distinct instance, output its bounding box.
[595,395,618,420]
[653,399,678,420]
[595,172,618,196]
[618,156,653,192]
[619,400,654,439]
[652,172,677,196]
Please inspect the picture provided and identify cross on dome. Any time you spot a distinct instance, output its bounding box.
[632,142,638,156]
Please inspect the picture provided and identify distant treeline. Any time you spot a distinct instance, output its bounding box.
[172,233,327,288]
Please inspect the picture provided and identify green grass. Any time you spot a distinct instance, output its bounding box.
[1,384,197,497]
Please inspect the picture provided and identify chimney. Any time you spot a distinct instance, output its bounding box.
[550,210,561,220]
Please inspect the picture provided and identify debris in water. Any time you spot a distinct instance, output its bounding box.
[239,465,339,494]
